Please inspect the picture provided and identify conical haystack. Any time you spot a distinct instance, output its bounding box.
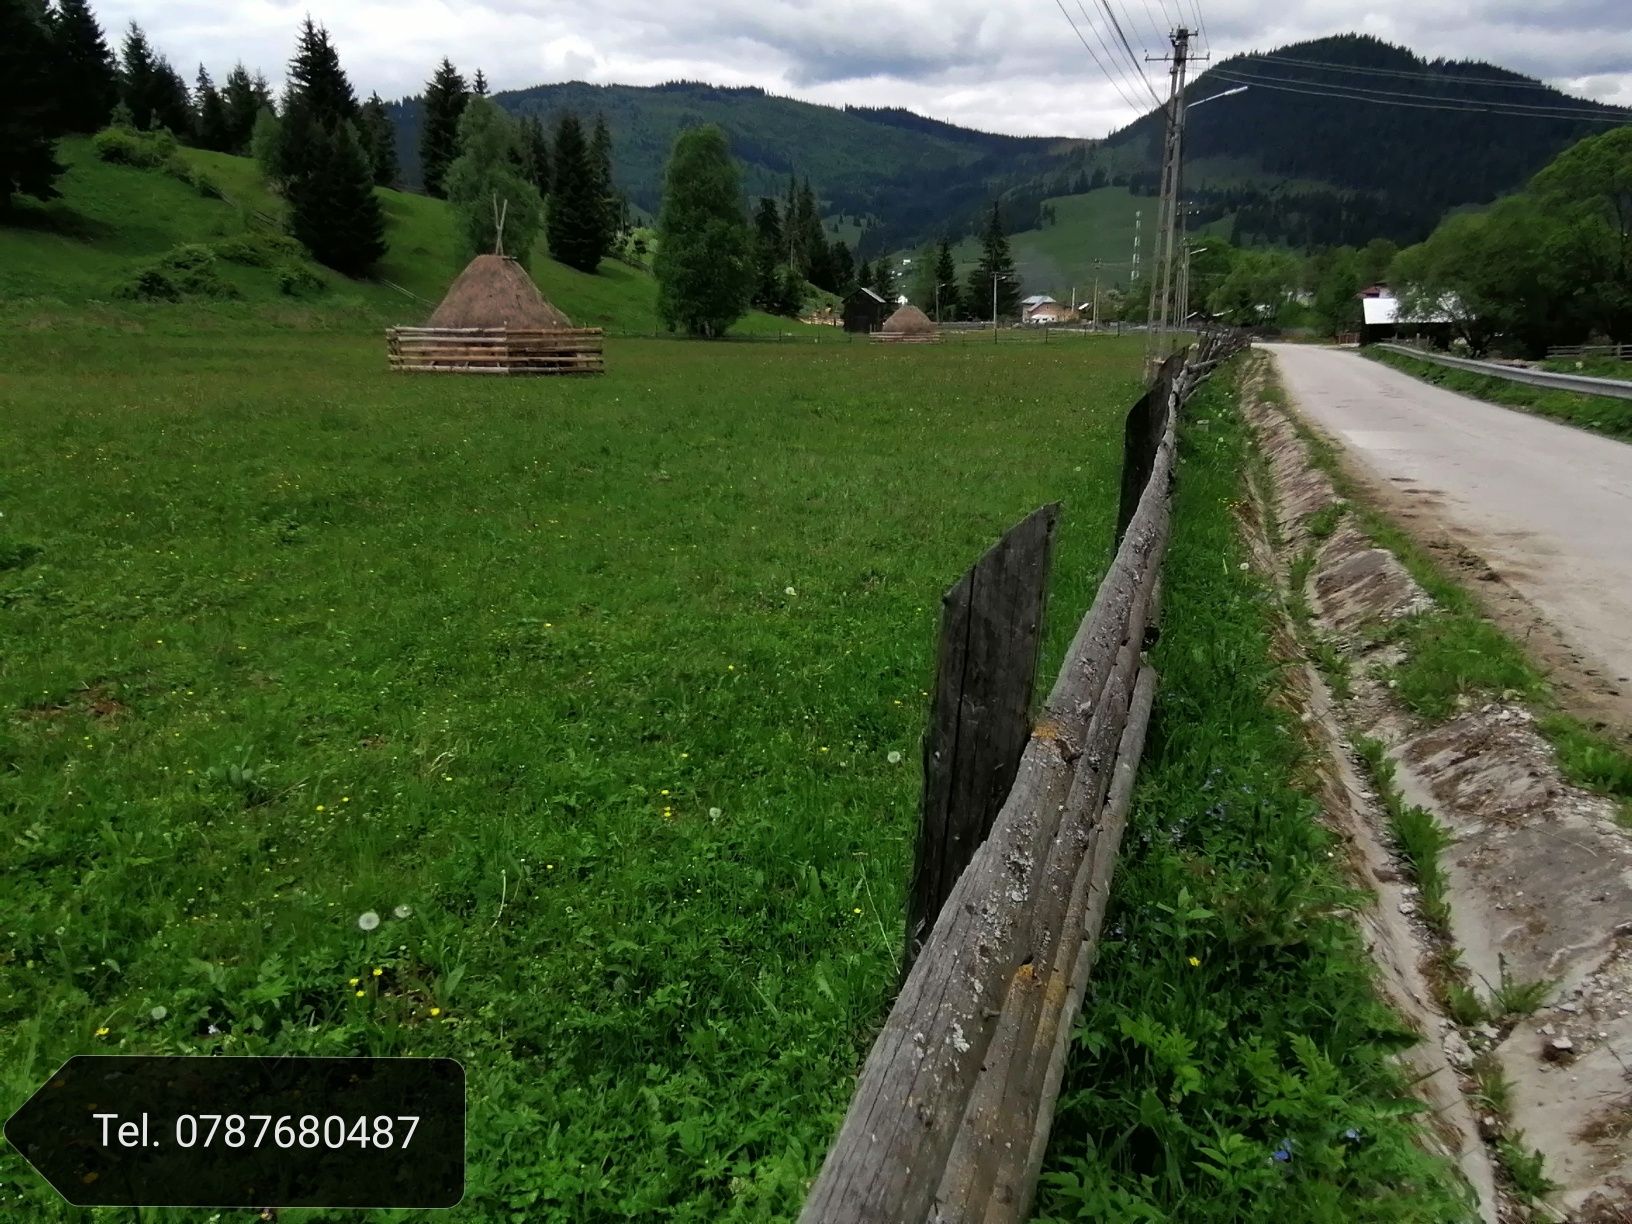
[875,302,940,343]
[426,254,572,329]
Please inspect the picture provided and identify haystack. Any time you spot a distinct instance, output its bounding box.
[874,302,940,344]
[387,254,603,375]
[426,254,573,329]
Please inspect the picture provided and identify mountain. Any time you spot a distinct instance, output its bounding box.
[387,34,1626,255]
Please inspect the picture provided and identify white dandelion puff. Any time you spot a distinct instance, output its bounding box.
[357,910,381,931]
[149,1006,168,1021]
[887,751,903,765]
[785,586,797,597]
[393,904,413,920]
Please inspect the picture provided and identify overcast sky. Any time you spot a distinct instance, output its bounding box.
[93,0,1632,138]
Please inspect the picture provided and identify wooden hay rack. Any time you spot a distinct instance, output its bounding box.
[386,326,605,375]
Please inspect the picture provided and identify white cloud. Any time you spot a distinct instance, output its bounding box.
[91,0,1631,138]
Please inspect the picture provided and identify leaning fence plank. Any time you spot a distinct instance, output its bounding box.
[907,503,1060,969]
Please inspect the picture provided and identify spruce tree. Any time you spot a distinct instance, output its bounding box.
[194,65,229,151]
[653,124,752,337]
[933,238,959,320]
[873,256,897,302]
[286,119,385,274]
[48,0,117,133]
[517,114,550,197]
[547,112,604,272]
[359,92,397,186]
[150,57,193,136]
[1,0,63,210]
[751,196,782,310]
[855,258,873,295]
[221,63,262,152]
[966,202,1019,320]
[444,97,543,263]
[118,23,158,130]
[418,58,466,198]
[589,113,618,252]
[284,17,355,128]
[472,68,487,97]
[829,237,854,294]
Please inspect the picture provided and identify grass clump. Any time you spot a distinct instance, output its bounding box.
[113,243,241,302]
[1387,612,1544,722]
[1368,347,1632,443]
[1496,1136,1557,1204]
[1035,367,1471,1222]
[1354,737,1453,933]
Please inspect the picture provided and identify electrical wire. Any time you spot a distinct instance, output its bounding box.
[1214,65,1629,117]
[1075,0,1164,112]
[1054,0,1152,114]
[1240,52,1566,90]
[1135,0,1168,52]
[1097,0,1166,107]
[1208,67,1632,123]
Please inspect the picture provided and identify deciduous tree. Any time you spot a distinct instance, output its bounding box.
[653,124,752,337]
[444,96,543,263]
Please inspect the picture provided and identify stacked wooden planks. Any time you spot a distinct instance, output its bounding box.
[386,327,605,375]
[871,331,941,344]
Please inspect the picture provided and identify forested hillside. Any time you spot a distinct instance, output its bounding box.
[385,34,1624,256]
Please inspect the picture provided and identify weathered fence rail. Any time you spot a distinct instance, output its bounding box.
[800,332,1241,1224]
[386,326,606,375]
[1546,342,1632,361]
[1376,342,1632,401]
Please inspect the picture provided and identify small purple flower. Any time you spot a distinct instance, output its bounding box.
[1271,1139,1294,1164]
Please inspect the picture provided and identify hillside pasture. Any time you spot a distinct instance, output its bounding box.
[0,327,1145,1220]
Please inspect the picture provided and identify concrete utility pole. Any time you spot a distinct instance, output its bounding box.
[1145,26,1205,363]
[1130,210,1140,285]
[1092,259,1102,329]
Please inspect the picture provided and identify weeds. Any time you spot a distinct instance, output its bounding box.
[1496,1136,1558,1204]
[1037,366,1470,1222]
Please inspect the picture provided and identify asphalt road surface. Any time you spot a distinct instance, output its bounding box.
[1261,343,1632,711]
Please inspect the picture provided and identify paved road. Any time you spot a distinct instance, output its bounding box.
[1262,343,1632,705]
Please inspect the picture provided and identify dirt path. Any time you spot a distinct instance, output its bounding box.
[1261,343,1632,737]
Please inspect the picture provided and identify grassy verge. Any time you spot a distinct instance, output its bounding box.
[0,329,1146,1220]
[1033,364,1472,1222]
[1258,364,1632,820]
[1367,347,1632,442]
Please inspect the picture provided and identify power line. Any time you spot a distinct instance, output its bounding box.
[1239,52,1568,90]
[1185,0,1209,55]
[1097,0,1165,107]
[1209,67,1632,123]
[1074,0,1162,112]
[1054,0,1151,114]
[1134,0,1168,52]
[1214,65,1630,118]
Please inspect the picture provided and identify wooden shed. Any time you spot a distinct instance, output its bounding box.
[387,254,604,374]
[842,286,890,334]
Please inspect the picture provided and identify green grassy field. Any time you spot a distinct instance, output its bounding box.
[0,324,1146,1221]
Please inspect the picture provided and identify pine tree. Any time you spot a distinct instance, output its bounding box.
[966,202,1019,320]
[794,179,826,283]
[547,112,605,272]
[359,92,397,186]
[1,0,63,210]
[284,17,355,127]
[589,113,618,252]
[47,0,117,133]
[194,65,229,151]
[829,237,854,293]
[286,119,385,274]
[517,114,550,197]
[221,63,262,152]
[150,57,192,136]
[472,68,487,97]
[855,258,873,295]
[444,97,543,263]
[418,58,466,198]
[118,23,158,129]
[653,124,752,337]
[750,196,783,311]
[873,255,897,302]
[932,238,959,321]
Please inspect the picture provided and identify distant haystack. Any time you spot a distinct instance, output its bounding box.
[387,254,604,375]
[873,302,940,344]
[426,254,573,329]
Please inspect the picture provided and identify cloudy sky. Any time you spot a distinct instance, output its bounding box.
[94,0,1632,138]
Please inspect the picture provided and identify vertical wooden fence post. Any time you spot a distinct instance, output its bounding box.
[905,503,1060,972]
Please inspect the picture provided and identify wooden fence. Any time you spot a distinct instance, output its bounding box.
[1546,342,1632,361]
[386,327,606,375]
[800,332,1241,1224]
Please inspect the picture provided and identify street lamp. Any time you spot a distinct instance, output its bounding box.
[1186,85,1248,111]
[992,272,1017,341]
[933,280,955,324]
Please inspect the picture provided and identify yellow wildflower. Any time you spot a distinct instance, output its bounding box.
[429,1007,442,1017]
[372,967,383,977]
[1188,956,1201,967]
[95,1026,110,1037]
[355,990,365,998]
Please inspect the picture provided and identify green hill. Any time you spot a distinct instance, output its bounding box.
[0,138,800,337]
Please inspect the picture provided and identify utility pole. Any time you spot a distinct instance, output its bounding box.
[1092,259,1101,329]
[1130,210,1140,285]
[1145,27,1205,364]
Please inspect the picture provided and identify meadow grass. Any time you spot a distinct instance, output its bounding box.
[1033,366,1472,1222]
[1368,347,1632,442]
[0,326,1147,1220]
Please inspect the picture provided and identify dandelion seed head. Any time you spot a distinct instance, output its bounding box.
[887,751,903,765]
[357,910,381,932]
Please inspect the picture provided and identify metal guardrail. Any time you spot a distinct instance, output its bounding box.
[1376,343,1632,402]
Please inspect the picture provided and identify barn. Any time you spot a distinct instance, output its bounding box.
[842,286,890,334]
